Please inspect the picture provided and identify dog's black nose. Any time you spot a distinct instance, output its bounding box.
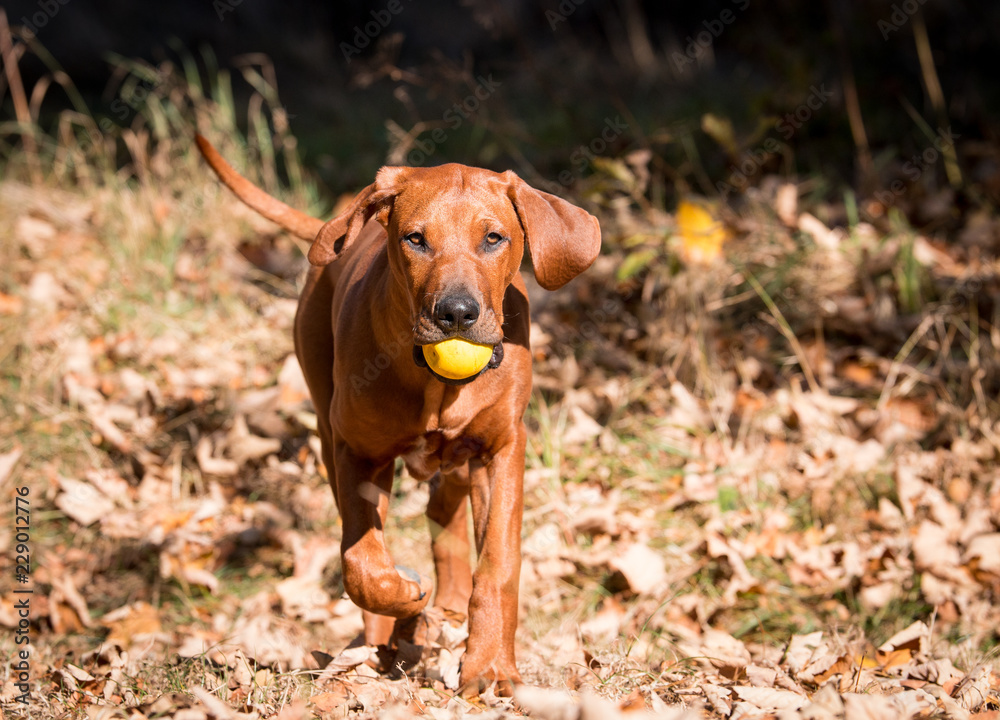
[433,294,480,332]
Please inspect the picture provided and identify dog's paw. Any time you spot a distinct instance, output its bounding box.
[458,656,521,698]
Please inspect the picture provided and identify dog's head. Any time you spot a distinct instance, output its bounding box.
[309,164,601,349]
[194,136,600,380]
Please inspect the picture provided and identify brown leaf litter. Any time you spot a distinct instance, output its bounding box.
[3,152,1000,720]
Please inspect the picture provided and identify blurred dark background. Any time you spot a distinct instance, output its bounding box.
[3,0,999,211]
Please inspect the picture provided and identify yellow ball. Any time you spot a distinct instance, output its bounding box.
[422,338,494,380]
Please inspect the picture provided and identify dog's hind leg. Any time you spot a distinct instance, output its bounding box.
[427,468,473,619]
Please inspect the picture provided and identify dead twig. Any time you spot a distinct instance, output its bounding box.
[0,9,43,184]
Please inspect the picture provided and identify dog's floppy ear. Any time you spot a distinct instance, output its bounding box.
[505,173,602,290]
[309,166,412,266]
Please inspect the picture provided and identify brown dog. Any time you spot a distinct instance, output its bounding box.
[195,135,601,693]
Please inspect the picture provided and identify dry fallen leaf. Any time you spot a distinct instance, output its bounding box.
[702,684,732,716]
[579,598,626,641]
[798,212,843,249]
[318,646,378,677]
[963,533,1000,576]
[561,405,604,447]
[49,573,93,631]
[912,520,961,577]
[701,629,751,676]
[731,685,806,712]
[196,436,239,477]
[102,602,162,647]
[0,447,22,487]
[609,542,667,595]
[775,183,798,226]
[55,475,116,527]
[877,620,929,667]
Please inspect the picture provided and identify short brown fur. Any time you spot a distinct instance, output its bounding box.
[196,135,600,694]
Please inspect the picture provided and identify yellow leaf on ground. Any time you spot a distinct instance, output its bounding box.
[676,198,729,265]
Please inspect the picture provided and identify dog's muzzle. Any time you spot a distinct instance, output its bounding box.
[412,343,504,385]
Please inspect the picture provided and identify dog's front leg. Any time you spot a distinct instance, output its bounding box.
[336,441,432,619]
[460,425,526,696]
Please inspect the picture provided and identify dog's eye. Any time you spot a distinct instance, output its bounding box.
[403,232,426,248]
[484,232,506,246]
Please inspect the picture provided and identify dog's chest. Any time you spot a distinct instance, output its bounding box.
[401,432,485,481]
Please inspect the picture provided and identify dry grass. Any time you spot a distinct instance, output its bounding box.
[3,27,1000,720]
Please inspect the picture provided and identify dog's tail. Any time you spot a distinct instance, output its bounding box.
[195,134,323,242]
